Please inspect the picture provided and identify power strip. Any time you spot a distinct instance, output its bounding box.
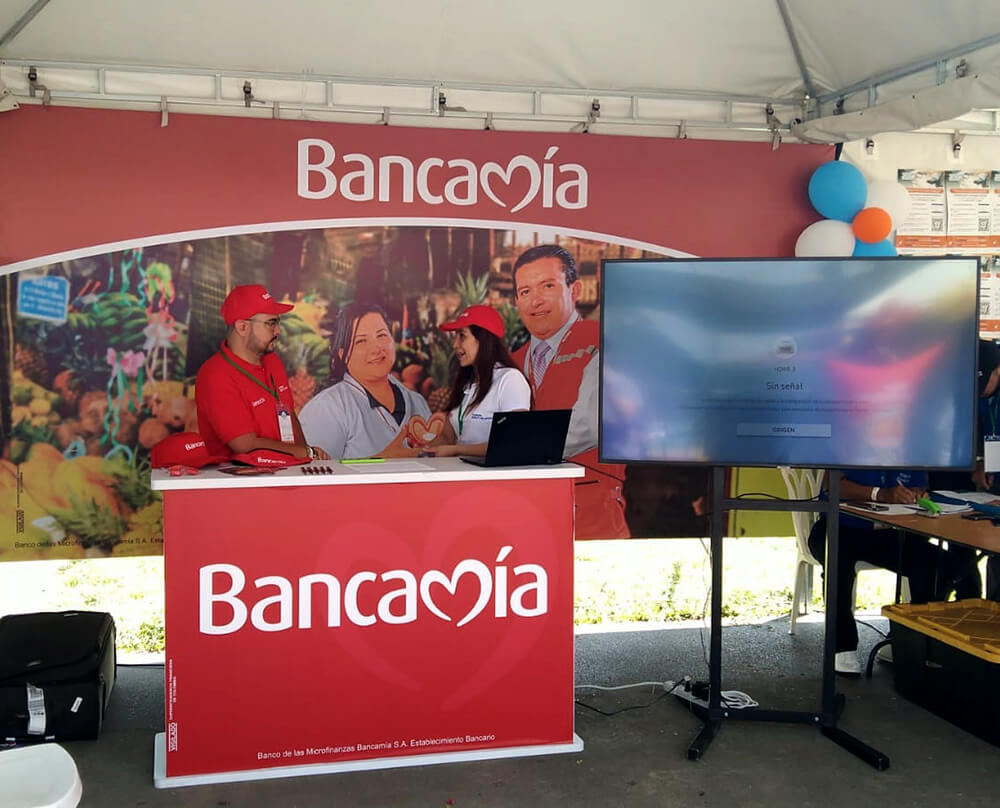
[673,687,709,711]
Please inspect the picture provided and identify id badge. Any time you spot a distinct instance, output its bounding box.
[985,437,1000,473]
[277,408,295,443]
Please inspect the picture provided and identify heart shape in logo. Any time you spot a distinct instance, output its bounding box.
[420,560,493,627]
[406,412,445,446]
[480,156,541,213]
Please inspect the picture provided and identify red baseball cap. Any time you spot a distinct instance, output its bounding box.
[231,449,309,468]
[438,305,504,338]
[221,285,294,326]
[151,432,228,468]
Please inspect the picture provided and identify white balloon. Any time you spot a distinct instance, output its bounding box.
[794,219,856,257]
[864,180,912,229]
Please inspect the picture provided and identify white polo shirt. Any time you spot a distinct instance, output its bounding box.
[300,373,431,459]
[448,365,531,445]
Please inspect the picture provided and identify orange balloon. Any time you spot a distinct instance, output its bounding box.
[852,206,892,244]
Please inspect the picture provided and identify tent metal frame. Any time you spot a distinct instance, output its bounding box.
[4,0,1000,140]
[4,0,1000,133]
[4,43,1000,139]
[0,56,804,137]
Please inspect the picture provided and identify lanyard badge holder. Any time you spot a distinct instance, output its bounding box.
[277,407,295,443]
[985,397,1000,473]
[985,437,1000,473]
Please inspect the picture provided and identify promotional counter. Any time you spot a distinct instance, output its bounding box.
[150,457,584,787]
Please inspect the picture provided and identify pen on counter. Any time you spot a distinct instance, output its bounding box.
[340,458,386,464]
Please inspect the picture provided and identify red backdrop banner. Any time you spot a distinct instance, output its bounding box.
[0,106,831,271]
[0,107,833,557]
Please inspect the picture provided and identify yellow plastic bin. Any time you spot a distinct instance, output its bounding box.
[882,599,1000,745]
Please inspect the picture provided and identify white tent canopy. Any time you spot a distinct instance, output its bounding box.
[3,0,1000,143]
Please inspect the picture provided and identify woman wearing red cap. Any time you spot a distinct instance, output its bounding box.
[427,304,530,457]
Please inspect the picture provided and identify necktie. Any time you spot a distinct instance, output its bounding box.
[532,341,552,385]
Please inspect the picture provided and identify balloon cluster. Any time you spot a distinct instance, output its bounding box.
[795,161,912,258]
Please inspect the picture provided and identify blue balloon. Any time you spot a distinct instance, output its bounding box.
[808,161,867,222]
[852,238,897,257]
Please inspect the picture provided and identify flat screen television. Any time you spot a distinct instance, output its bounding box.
[599,257,979,469]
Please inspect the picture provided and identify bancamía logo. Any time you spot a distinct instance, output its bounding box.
[199,545,547,634]
[297,139,588,212]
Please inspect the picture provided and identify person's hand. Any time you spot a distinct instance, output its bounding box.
[884,485,924,505]
[376,428,421,458]
[973,461,993,492]
[311,446,331,461]
[428,444,462,457]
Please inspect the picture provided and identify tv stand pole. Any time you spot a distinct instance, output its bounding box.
[680,467,889,770]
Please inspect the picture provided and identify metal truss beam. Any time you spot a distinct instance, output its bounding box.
[0,0,52,50]
[817,31,1000,110]
[0,57,800,137]
[774,0,816,102]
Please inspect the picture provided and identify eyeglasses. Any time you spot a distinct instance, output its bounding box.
[245,317,282,331]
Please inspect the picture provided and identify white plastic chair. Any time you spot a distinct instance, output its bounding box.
[0,744,82,808]
[780,467,910,636]
[780,467,825,634]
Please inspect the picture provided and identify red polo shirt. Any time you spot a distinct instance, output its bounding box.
[195,341,295,457]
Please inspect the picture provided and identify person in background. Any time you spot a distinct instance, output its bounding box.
[423,305,530,457]
[981,340,1000,600]
[511,244,628,539]
[299,302,439,459]
[931,339,1000,600]
[807,469,961,676]
[195,284,327,461]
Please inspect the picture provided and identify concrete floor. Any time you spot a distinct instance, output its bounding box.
[54,614,998,807]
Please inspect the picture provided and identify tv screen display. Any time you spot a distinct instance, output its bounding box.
[599,257,979,469]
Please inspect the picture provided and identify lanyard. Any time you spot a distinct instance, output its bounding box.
[222,352,280,402]
[989,393,1000,437]
[457,380,483,437]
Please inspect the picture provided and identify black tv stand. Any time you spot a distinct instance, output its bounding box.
[678,466,890,770]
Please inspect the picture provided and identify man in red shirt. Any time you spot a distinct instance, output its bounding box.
[511,245,629,539]
[195,284,328,461]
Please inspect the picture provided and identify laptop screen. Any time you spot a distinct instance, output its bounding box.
[464,410,572,466]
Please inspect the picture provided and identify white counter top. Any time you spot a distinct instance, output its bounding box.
[150,456,585,491]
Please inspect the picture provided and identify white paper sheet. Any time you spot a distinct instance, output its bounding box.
[340,460,437,473]
[932,490,1000,505]
[846,501,971,516]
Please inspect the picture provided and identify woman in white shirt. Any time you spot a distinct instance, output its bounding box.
[299,302,439,458]
[427,305,531,457]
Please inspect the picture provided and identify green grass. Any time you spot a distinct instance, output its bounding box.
[0,557,166,656]
[574,537,899,624]
[0,538,902,656]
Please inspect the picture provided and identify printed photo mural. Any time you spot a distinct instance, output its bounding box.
[0,105,833,560]
[2,225,712,560]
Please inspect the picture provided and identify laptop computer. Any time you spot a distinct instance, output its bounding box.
[460,409,572,467]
